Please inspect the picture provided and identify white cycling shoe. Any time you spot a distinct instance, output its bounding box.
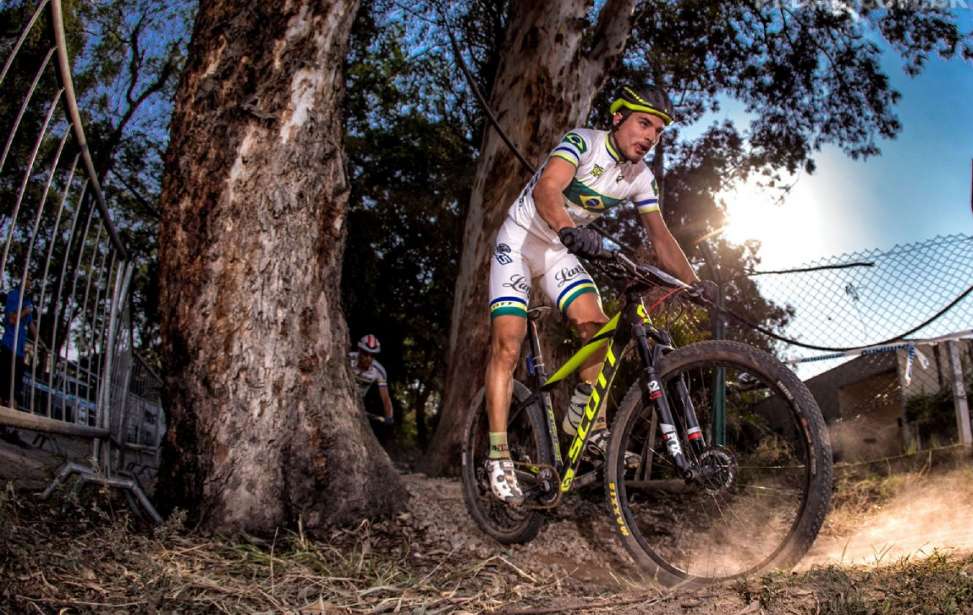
[487,458,525,506]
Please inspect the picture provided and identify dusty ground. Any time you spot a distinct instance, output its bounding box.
[1,431,972,613]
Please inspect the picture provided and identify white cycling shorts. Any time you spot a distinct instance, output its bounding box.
[489,219,601,319]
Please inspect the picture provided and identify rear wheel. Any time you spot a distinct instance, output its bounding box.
[461,382,551,544]
[605,340,832,586]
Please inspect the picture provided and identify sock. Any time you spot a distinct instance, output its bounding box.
[489,432,510,460]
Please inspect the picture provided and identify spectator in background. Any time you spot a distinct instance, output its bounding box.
[1,274,37,409]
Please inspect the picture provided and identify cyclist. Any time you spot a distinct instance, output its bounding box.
[349,334,394,427]
[486,85,704,505]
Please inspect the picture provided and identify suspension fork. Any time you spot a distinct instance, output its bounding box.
[653,326,708,457]
[632,320,695,479]
[525,314,562,466]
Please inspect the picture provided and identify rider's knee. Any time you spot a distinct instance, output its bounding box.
[569,312,609,339]
[490,332,522,368]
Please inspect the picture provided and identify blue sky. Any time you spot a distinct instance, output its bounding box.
[709,10,973,268]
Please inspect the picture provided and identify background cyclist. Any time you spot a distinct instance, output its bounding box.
[349,334,395,432]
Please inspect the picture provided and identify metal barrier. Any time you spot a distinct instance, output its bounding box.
[1,0,160,521]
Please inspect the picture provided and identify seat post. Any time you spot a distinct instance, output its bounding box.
[525,308,548,384]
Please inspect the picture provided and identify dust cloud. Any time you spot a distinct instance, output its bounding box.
[801,466,973,568]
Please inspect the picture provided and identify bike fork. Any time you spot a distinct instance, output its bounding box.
[633,322,695,479]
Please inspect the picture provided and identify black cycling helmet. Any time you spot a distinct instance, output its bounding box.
[609,85,675,126]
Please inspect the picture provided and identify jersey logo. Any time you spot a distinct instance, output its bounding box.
[564,132,587,153]
[495,243,513,265]
[591,164,604,177]
[579,194,604,211]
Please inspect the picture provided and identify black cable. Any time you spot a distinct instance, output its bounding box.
[714,284,973,352]
[440,12,637,255]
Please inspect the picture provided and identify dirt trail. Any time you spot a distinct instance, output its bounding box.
[2,433,972,613]
[392,465,973,613]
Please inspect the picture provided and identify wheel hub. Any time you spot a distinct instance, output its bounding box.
[697,446,737,493]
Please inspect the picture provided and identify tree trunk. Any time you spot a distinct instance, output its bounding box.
[156,0,404,532]
[422,0,636,475]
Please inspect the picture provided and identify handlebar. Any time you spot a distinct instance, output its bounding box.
[591,250,712,307]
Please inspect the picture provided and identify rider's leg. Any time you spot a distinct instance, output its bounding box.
[485,221,533,504]
[565,293,611,431]
[485,314,528,438]
[484,314,528,504]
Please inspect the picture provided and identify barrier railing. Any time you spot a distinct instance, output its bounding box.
[1,0,160,521]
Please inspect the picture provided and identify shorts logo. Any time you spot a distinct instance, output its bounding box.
[564,132,587,154]
[503,274,530,294]
[555,265,585,287]
[495,243,513,265]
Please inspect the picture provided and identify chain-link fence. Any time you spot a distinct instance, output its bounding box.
[719,234,973,462]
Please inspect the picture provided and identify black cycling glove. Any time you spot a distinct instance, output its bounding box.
[558,227,604,260]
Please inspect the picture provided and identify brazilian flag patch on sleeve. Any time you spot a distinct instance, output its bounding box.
[564,132,588,154]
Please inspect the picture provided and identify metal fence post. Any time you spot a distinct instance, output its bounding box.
[947,341,972,448]
[699,240,726,445]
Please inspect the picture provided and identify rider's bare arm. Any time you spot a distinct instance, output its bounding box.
[378,386,393,419]
[640,211,698,284]
[532,157,577,233]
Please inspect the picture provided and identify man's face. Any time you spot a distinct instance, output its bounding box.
[612,111,666,161]
[357,352,374,369]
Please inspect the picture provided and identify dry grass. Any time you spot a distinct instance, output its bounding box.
[0,481,667,614]
[744,551,973,615]
[2,461,972,614]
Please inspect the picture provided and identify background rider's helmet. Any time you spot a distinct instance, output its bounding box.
[609,85,675,127]
[357,334,381,354]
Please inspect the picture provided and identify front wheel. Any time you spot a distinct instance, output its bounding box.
[461,382,551,544]
[605,340,833,586]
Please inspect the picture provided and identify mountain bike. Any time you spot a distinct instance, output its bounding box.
[460,251,833,587]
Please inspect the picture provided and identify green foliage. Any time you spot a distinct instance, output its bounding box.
[343,3,480,442]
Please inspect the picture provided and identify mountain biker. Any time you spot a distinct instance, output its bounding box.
[349,334,394,426]
[485,85,706,505]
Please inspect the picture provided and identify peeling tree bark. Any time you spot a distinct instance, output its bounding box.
[157,0,404,532]
[422,0,636,475]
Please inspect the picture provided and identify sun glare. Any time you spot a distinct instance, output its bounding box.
[719,180,826,267]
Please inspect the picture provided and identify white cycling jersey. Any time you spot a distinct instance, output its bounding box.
[348,351,387,396]
[488,127,660,319]
[508,127,661,243]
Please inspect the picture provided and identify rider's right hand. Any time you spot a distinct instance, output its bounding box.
[558,226,605,260]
